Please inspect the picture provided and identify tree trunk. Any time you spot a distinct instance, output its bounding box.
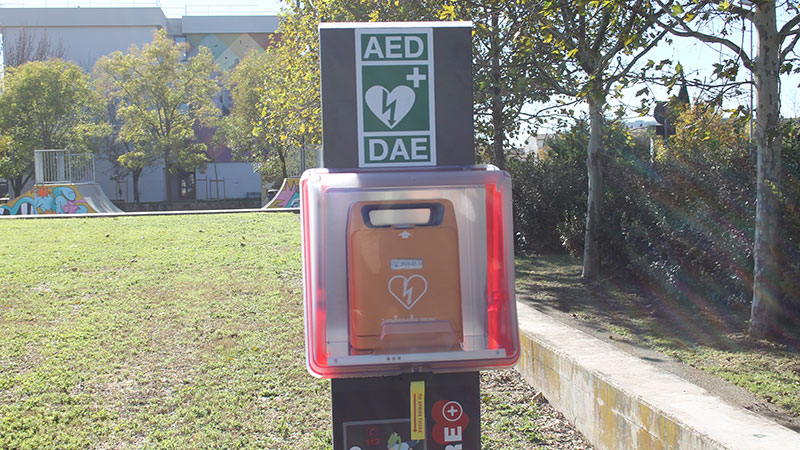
[490,10,505,170]
[278,148,288,180]
[749,1,783,338]
[164,154,173,207]
[11,176,25,197]
[132,168,142,205]
[582,94,605,280]
[10,173,31,197]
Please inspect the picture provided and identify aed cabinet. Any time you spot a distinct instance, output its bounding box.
[301,166,519,378]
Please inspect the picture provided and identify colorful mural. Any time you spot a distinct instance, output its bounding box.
[1,185,94,215]
[264,178,300,209]
[186,33,279,163]
[186,33,277,71]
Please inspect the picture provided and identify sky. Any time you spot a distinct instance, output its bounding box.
[158,0,800,125]
[4,0,799,124]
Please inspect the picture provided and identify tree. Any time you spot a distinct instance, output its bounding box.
[1,27,67,68]
[94,29,220,205]
[646,0,800,337]
[526,0,669,279]
[255,11,321,181]
[441,1,557,170]
[220,49,275,178]
[248,0,447,180]
[99,101,156,204]
[0,59,107,195]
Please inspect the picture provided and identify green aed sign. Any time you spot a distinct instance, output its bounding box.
[356,28,436,167]
[320,22,472,169]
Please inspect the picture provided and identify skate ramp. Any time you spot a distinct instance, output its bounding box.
[263,177,300,209]
[1,184,123,215]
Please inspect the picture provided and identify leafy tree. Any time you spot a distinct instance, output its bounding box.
[0,59,107,195]
[526,0,669,279]
[273,0,553,172]
[653,103,750,162]
[255,11,320,181]
[646,0,800,338]
[781,119,800,331]
[442,0,556,170]
[249,0,445,180]
[219,49,273,176]
[99,101,156,204]
[94,29,220,204]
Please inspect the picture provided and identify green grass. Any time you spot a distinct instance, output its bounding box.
[0,214,326,449]
[516,254,800,418]
[480,371,546,449]
[0,214,559,449]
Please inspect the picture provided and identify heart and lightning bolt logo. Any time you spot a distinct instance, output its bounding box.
[365,85,415,129]
[388,275,428,310]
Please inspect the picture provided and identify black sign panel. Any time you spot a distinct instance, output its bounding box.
[332,372,480,450]
[319,23,474,169]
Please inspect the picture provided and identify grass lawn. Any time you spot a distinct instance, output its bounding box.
[0,213,565,450]
[516,254,800,423]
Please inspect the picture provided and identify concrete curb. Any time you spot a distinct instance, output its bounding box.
[514,301,800,450]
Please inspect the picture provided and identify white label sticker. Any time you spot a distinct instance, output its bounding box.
[391,258,423,270]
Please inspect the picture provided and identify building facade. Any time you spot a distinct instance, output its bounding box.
[0,7,278,204]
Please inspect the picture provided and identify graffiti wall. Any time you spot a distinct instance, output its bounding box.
[186,33,277,71]
[264,178,300,209]
[1,185,95,215]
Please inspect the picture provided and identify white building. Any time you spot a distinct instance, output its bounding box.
[0,6,278,204]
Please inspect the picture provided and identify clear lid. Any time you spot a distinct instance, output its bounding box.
[300,165,519,378]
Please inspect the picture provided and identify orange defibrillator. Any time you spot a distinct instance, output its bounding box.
[347,200,463,354]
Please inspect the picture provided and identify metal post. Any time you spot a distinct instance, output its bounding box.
[34,153,40,184]
[301,144,307,173]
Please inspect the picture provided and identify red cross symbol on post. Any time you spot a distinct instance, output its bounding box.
[442,401,463,422]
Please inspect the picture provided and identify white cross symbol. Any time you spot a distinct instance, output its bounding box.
[442,401,463,422]
[446,405,459,418]
[406,67,426,88]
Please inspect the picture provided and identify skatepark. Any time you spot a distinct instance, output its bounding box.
[1,150,122,216]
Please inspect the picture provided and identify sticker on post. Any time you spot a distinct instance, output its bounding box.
[410,380,425,441]
[391,258,423,270]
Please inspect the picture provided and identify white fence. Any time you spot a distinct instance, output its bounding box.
[34,149,95,184]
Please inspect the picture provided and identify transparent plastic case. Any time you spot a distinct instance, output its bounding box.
[300,165,519,378]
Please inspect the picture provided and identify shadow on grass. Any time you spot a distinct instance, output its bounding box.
[515,253,800,356]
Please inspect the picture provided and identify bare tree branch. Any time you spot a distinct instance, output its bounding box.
[608,27,670,86]
[2,27,67,67]
[649,1,754,69]
[782,31,800,61]
[779,12,800,40]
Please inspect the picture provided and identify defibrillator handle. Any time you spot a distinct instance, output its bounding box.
[360,202,445,228]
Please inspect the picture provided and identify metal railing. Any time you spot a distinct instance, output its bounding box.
[285,147,320,177]
[34,149,95,184]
